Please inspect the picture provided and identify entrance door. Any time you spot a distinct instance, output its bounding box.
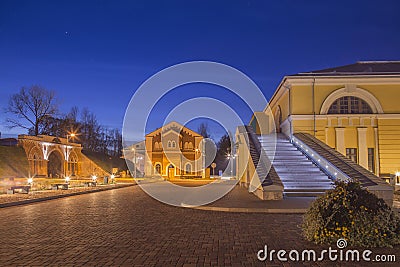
[168,164,175,179]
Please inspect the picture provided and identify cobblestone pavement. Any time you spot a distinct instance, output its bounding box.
[0,186,398,266]
[0,184,133,206]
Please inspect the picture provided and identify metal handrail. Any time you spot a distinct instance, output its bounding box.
[290,135,350,182]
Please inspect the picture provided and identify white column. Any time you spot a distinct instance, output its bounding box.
[335,128,345,155]
[357,128,368,169]
[374,128,380,176]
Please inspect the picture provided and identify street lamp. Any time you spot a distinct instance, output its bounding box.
[131,148,137,178]
[66,133,76,143]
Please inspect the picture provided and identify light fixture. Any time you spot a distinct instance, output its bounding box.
[27,178,33,184]
[92,175,97,181]
[65,176,70,182]
[110,174,115,179]
[395,171,400,177]
[334,172,338,176]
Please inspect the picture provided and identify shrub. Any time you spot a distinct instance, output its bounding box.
[302,181,400,247]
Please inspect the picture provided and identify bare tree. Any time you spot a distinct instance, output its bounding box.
[6,85,58,135]
[197,122,211,138]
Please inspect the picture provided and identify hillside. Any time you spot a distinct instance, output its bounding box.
[0,145,29,178]
[82,150,135,175]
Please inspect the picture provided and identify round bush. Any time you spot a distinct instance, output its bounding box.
[302,181,400,248]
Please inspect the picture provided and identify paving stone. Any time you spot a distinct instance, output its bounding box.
[0,186,398,266]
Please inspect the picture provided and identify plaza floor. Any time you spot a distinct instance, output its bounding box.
[0,185,398,266]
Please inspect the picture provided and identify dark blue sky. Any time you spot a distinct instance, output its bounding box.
[1,0,399,139]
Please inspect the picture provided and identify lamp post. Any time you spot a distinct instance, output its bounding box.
[133,148,136,178]
[227,153,236,179]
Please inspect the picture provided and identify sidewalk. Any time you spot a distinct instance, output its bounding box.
[190,185,315,213]
[0,183,135,208]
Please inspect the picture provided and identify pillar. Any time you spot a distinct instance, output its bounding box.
[335,128,345,155]
[357,128,368,169]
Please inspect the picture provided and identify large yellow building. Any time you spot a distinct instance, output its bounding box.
[144,122,205,179]
[260,61,400,184]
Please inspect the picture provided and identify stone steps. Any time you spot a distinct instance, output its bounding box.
[259,134,333,197]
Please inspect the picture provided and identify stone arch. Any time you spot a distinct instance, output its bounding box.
[47,150,64,178]
[28,146,43,176]
[320,87,384,115]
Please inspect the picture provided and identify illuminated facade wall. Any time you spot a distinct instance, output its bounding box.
[254,62,400,182]
[144,122,204,179]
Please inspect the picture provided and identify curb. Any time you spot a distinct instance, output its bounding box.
[188,205,307,214]
[0,183,135,208]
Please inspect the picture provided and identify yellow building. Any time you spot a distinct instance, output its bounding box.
[257,61,400,184]
[144,122,206,179]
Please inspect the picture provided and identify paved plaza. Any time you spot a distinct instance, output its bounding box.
[0,185,398,266]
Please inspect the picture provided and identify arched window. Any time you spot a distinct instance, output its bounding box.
[185,163,192,174]
[184,142,188,149]
[167,141,172,148]
[188,142,193,149]
[328,96,373,114]
[68,154,78,176]
[172,141,176,148]
[154,142,159,150]
[155,163,161,174]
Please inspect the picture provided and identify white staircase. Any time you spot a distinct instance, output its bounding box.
[258,134,333,197]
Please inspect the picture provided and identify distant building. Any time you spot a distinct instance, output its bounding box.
[127,121,206,179]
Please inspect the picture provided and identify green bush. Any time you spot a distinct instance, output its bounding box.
[302,181,400,248]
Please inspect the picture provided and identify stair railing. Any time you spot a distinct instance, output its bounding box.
[290,135,350,182]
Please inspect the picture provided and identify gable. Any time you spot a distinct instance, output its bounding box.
[145,121,202,138]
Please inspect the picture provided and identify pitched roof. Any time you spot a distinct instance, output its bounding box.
[145,121,202,138]
[289,61,400,77]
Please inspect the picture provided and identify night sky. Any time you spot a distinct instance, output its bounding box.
[1,0,399,141]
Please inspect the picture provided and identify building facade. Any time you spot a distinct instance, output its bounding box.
[253,61,400,184]
[144,122,205,179]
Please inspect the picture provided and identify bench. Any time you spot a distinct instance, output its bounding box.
[51,183,69,190]
[83,181,97,187]
[7,185,31,194]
